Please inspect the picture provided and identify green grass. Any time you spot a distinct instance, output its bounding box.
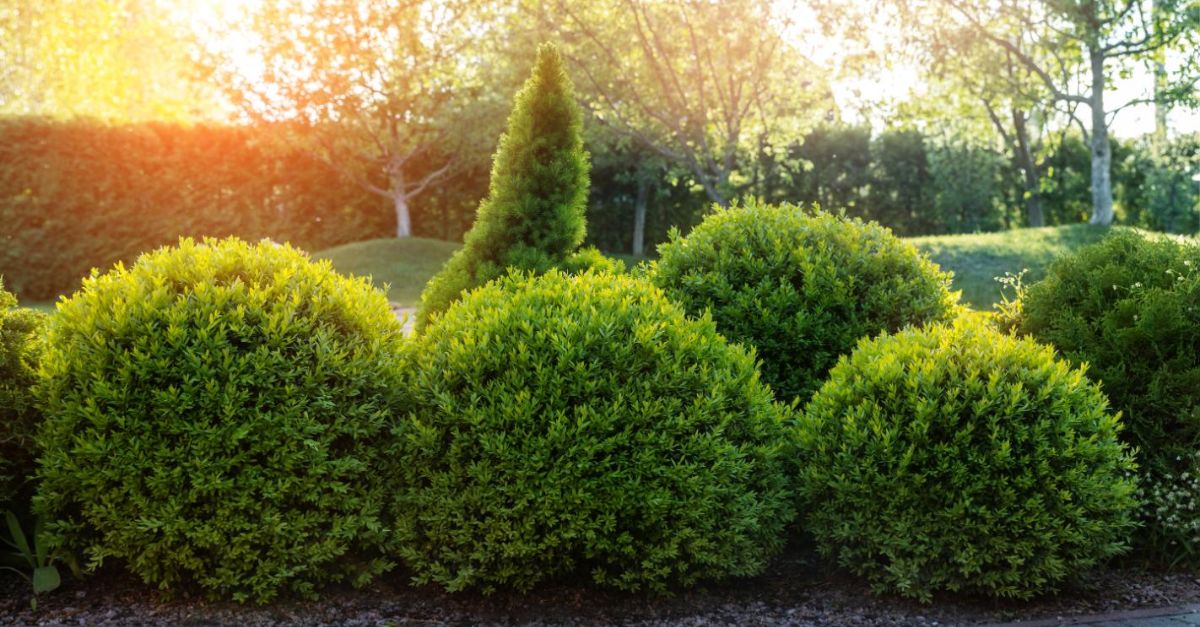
[313,226,1126,312]
[909,224,1120,310]
[314,237,461,307]
[23,301,57,314]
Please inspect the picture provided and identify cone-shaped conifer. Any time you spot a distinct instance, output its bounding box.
[417,43,589,328]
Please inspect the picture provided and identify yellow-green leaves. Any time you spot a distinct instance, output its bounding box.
[796,316,1138,601]
[651,199,960,406]
[392,269,794,593]
[34,237,407,603]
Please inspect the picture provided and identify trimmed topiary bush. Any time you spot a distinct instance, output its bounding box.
[34,238,405,602]
[796,317,1138,601]
[651,199,959,404]
[392,269,793,593]
[0,278,44,507]
[416,43,590,329]
[1013,230,1200,474]
[1011,230,1200,565]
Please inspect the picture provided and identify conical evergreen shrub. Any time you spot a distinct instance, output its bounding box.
[416,44,590,329]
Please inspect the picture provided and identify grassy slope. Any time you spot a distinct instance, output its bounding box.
[314,237,461,307]
[18,225,1121,315]
[315,226,1121,312]
[910,224,1119,310]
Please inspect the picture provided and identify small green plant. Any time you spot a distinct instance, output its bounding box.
[1134,452,1200,566]
[393,269,794,593]
[651,199,959,404]
[0,278,44,507]
[796,316,1138,601]
[417,43,591,328]
[1,510,79,609]
[34,237,406,603]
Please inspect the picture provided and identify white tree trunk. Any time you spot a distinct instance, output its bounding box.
[394,192,412,238]
[1088,51,1114,226]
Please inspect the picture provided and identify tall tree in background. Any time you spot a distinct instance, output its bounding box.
[417,45,590,328]
[552,0,832,206]
[916,0,1200,225]
[204,0,486,238]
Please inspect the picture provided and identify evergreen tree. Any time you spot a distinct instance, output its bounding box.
[416,43,590,328]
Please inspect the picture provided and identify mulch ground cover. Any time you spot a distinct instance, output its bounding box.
[5,544,1200,626]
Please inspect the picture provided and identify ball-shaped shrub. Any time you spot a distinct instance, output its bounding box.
[34,238,405,602]
[796,317,1138,601]
[651,199,959,403]
[392,269,793,593]
[0,278,45,506]
[1013,230,1200,475]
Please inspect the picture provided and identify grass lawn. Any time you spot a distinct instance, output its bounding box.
[313,225,1127,312]
[314,237,462,307]
[910,224,1120,310]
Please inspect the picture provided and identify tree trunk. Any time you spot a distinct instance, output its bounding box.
[1012,108,1045,227]
[632,174,649,257]
[391,168,413,238]
[1088,50,1114,226]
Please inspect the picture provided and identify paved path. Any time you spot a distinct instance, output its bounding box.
[992,604,1200,626]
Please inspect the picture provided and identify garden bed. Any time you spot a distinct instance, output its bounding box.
[5,546,1200,626]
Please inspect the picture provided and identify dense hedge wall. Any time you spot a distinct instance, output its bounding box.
[0,118,392,301]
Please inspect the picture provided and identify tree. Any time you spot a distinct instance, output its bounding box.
[915,0,1200,225]
[204,0,485,238]
[416,44,590,328]
[553,0,832,206]
[0,0,208,120]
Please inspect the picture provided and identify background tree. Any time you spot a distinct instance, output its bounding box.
[551,0,833,206]
[912,0,1200,225]
[204,0,486,238]
[416,44,590,328]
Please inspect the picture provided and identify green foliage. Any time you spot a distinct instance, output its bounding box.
[416,44,590,329]
[1120,135,1200,234]
[928,141,1010,234]
[392,269,793,593]
[1013,231,1200,564]
[0,118,392,301]
[796,317,1139,601]
[651,199,959,403]
[34,237,405,603]
[1134,452,1200,566]
[0,278,44,507]
[1,510,79,610]
[1015,231,1200,471]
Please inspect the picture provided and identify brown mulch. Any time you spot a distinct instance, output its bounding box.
[4,545,1200,626]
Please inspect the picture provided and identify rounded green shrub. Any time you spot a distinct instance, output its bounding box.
[796,317,1138,601]
[0,278,45,506]
[1013,230,1200,474]
[393,269,793,593]
[34,238,405,602]
[1011,230,1200,565]
[651,199,959,404]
